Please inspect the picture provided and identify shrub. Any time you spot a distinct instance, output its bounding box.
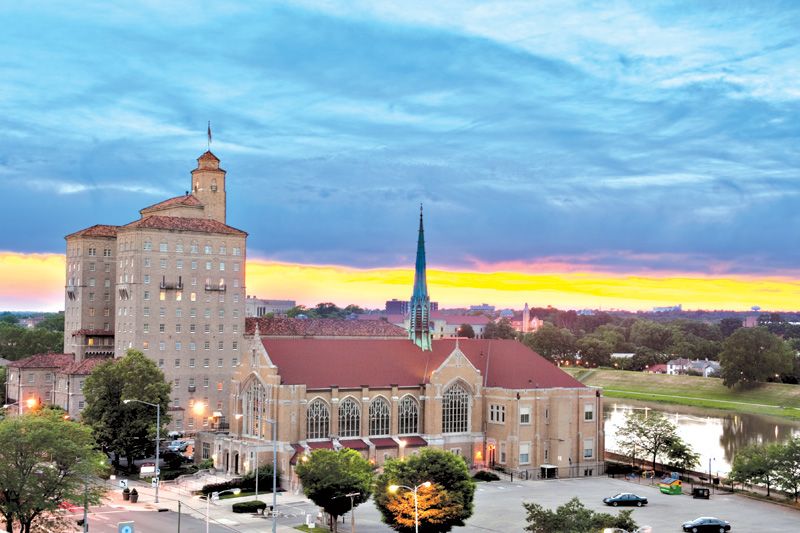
[197,464,282,495]
[198,458,214,470]
[473,470,500,482]
[232,501,267,514]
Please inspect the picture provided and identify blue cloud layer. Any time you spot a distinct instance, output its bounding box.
[1,1,798,275]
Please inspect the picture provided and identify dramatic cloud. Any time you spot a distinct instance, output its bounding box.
[1,1,799,307]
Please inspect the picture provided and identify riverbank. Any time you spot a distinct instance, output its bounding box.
[565,368,800,420]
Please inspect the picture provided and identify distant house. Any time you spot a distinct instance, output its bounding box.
[667,358,720,377]
[646,364,667,374]
[611,353,635,360]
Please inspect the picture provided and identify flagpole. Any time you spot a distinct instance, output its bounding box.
[207,121,212,151]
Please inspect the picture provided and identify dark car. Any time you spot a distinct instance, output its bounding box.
[602,493,648,507]
[682,517,731,532]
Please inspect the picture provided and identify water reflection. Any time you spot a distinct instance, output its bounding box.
[604,400,800,475]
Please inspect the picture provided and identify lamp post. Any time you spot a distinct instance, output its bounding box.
[244,418,278,533]
[708,457,716,494]
[123,399,161,503]
[389,482,432,533]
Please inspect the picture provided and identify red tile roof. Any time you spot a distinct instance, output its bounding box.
[65,224,119,240]
[121,215,247,236]
[370,437,398,449]
[61,356,111,375]
[8,353,74,370]
[140,194,203,215]
[262,338,585,390]
[246,317,406,338]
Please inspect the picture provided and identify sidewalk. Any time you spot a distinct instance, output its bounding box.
[104,476,317,532]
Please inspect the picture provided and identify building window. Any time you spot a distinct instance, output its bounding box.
[202,442,210,459]
[189,358,195,368]
[307,399,330,440]
[584,404,594,421]
[175,341,182,351]
[369,397,391,436]
[88,247,96,256]
[499,442,507,464]
[158,358,164,368]
[144,274,150,284]
[398,396,419,434]
[203,358,209,367]
[159,324,165,333]
[520,406,531,425]
[176,243,184,253]
[203,377,209,388]
[232,341,238,350]
[174,358,181,368]
[143,341,149,350]
[159,341,165,351]
[143,323,150,333]
[159,242,168,252]
[175,324,182,333]
[144,257,151,268]
[217,358,223,368]
[338,398,360,438]
[160,259,167,269]
[442,382,470,433]
[176,259,183,269]
[232,247,241,256]
[143,290,150,301]
[519,443,531,465]
[143,241,152,251]
[584,438,594,459]
[489,404,506,423]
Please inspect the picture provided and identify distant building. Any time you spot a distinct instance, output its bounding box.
[666,358,720,377]
[610,353,635,360]
[576,309,595,316]
[646,364,667,374]
[19,316,44,329]
[743,316,758,328]
[385,299,408,315]
[390,312,491,339]
[245,296,296,317]
[0,357,11,367]
[516,303,543,333]
[653,305,682,313]
[469,303,495,313]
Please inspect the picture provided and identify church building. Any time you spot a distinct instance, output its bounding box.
[197,208,604,487]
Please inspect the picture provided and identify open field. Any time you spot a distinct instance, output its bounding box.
[564,368,800,420]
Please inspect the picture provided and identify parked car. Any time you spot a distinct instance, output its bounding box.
[681,517,731,532]
[602,493,648,507]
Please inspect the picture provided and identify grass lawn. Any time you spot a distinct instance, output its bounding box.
[294,525,330,532]
[564,368,800,420]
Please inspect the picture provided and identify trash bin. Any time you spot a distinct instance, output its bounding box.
[129,489,139,503]
[122,488,130,501]
[691,487,710,499]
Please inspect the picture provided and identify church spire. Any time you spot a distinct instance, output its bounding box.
[409,204,432,350]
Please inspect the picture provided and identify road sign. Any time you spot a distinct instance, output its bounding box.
[151,477,159,488]
[118,479,128,489]
[139,463,156,476]
[117,521,134,533]
[211,491,220,502]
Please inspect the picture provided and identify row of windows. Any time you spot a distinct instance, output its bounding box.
[158,357,239,368]
[147,340,238,351]
[307,395,420,439]
[139,288,237,302]
[142,241,242,256]
[143,322,233,333]
[488,403,593,426]
[137,258,241,271]
[68,262,112,273]
[87,247,113,257]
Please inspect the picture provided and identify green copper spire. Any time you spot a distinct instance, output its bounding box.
[409,204,432,350]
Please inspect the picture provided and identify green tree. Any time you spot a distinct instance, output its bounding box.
[0,313,18,326]
[523,497,637,533]
[0,408,106,533]
[664,437,700,476]
[774,437,800,502]
[616,411,678,471]
[522,323,575,362]
[375,448,476,533]
[719,317,744,338]
[0,323,63,361]
[483,318,517,340]
[576,336,613,367]
[457,324,475,338]
[630,320,674,353]
[730,443,780,497]
[34,313,64,333]
[81,349,171,473]
[295,449,374,532]
[719,328,793,388]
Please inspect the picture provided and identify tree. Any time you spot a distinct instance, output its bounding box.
[81,349,171,473]
[719,317,743,338]
[295,449,373,532]
[718,328,793,388]
[483,318,517,340]
[774,437,800,502]
[576,336,613,367]
[375,448,476,532]
[522,323,575,362]
[730,443,780,497]
[523,497,637,533]
[0,313,18,326]
[664,437,700,476]
[629,320,674,353]
[34,313,64,333]
[0,409,106,533]
[616,411,679,471]
[457,324,475,338]
[0,323,63,361]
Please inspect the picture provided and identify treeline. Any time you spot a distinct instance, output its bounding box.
[0,312,64,360]
[285,302,365,319]
[731,437,800,501]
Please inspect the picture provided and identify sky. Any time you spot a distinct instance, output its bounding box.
[1,1,799,312]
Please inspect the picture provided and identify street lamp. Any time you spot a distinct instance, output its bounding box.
[123,399,161,503]
[708,457,716,494]
[389,481,432,533]
[335,492,360,533]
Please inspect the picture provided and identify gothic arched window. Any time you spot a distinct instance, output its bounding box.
[369,397,391,436]
[442,382,470,433]
[398,396,419,435]
[338,398,360,438]
[307,399,330,439]
[242,380,270,438]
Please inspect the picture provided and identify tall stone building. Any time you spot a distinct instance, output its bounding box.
[62,150,247,430]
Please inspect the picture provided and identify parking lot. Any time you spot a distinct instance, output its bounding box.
[336,476,800,532]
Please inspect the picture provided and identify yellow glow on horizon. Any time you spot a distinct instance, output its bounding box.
[2,251,800,312]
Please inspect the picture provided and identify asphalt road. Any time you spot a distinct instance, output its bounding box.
[63,505,235,533]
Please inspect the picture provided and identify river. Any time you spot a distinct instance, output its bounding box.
[604,399,800,476]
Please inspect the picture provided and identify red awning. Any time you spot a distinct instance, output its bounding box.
[399,436,428,447]
[307,440,334,449]
[339,439,369,450]
[289,443,306,465]
[370,437,398,449]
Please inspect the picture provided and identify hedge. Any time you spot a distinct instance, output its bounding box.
[198,465,282,495]
[232,501,267,514]
[473,470,501,482]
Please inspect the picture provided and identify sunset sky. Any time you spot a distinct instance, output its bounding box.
[1,1,799,312]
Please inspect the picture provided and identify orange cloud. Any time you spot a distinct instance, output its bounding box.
[3,251,800,312]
